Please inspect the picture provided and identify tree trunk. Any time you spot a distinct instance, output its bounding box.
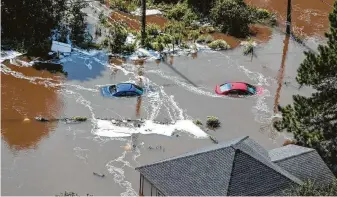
[141,0,146,47]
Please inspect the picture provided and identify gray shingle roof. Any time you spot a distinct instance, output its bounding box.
[270,145,335,186]
[136,136,305,196]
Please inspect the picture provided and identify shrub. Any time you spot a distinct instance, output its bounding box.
[284,180,337,196]
[242,39,256,55]
[208,39,230,50]
[165,1,198,26]
[199,25,215,34]
[250,7,277,26]
[188,30,200,42]
[210,0,253,38]
[71,116,87,121]
[101,22,128,54]
[196,34,213,43]
[193,119,203,126]
[206,116,221,129]
[147,24,161,36]
[122,43,136,54]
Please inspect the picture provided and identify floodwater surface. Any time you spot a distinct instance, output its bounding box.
[1,0,332,195]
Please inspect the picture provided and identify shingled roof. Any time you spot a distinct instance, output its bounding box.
[135,136,335,196]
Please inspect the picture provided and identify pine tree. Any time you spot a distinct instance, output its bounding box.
[274,1,337,175]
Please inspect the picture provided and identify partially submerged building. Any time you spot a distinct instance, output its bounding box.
[135,136,335,196]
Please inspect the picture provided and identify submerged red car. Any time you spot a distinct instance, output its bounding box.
[215,82,263,96]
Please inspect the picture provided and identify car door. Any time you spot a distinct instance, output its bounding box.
[227,89,240,97]
[125,91,137,97]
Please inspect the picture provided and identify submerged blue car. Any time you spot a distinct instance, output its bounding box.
[101,83,144,98]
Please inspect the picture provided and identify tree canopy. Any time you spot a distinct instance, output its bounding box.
[274,0,337,176]
[1,0,90,54]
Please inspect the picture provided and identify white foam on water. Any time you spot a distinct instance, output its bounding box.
[105,151,138,196]
[95,119,208,138]
[1,51,23,63]
[147,69,223,98]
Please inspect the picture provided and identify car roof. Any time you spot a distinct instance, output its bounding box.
[228,82,248,91]
[116,83,135,92]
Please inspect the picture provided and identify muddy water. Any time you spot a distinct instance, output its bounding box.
[1,27,320,195]
[110,11,168,31]
[246,0,334,37]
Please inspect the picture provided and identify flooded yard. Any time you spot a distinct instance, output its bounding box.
[1,0,332,196]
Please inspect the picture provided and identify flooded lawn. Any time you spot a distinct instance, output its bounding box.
[246,0,334,37]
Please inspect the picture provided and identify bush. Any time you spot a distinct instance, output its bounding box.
[250,7,277,26]
[71,116,87,121]
[206,116,221,129]
[210,0,253,38]
[147,24,161,36]
[196,34,213,43]
[109,0,138,12]
[208,39,230,50]
[242,39,256,55]
[193,119,203,126]
[101,22,128,54]
[188,30,200,42]
[284,180,337,196]
[199,25,215,34]
[165,1,198,26]
[122,43,136,54]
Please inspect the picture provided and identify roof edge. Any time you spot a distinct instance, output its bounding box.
[272,148,316,163]
[135,136,250,171]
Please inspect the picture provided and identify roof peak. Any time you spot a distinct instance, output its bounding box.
[135,136,250,171]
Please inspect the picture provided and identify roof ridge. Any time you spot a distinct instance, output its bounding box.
[272,149,316,163]
[135,136,249,170]
[234,149,302,188]
[237,148,303,185]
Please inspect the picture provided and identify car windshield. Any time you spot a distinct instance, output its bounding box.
[220,83,232,92]
[246,84,256,94]
[109,85,117,93]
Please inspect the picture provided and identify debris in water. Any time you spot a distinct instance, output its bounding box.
[35,117,49,122]
[93,172,105,178]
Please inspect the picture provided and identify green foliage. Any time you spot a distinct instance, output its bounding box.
[193,119,203,126]
[165,1,198,26]
[188,30,200,42]
[164,21,185,51]
[284,180,337,196]
[70,116,87,122]
[68,0,90,46]
[243,39,256,55]
[196,34,214,44]
[109,0,138,12]
[1,0,91,54]
[101,22,129,54]
[1,0,67,54]
[274,1,337,175]
[208,39,230,50]
[199,26,216,34]
[210,0,254,38]
[206,116,221,129]
[249,7,277,26]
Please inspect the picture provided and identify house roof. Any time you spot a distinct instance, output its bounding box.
[135,136,324,196]
[270,145,336,186]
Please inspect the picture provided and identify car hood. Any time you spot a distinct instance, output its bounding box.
[101,86,113,97]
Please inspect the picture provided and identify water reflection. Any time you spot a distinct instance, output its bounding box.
[274,35,290,113]
[134,60,144,118]
[1,63,63,150]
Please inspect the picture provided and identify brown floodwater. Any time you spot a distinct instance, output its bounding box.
[110,11,168,31]
[1,63,63,150]
[245,0,334,37]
